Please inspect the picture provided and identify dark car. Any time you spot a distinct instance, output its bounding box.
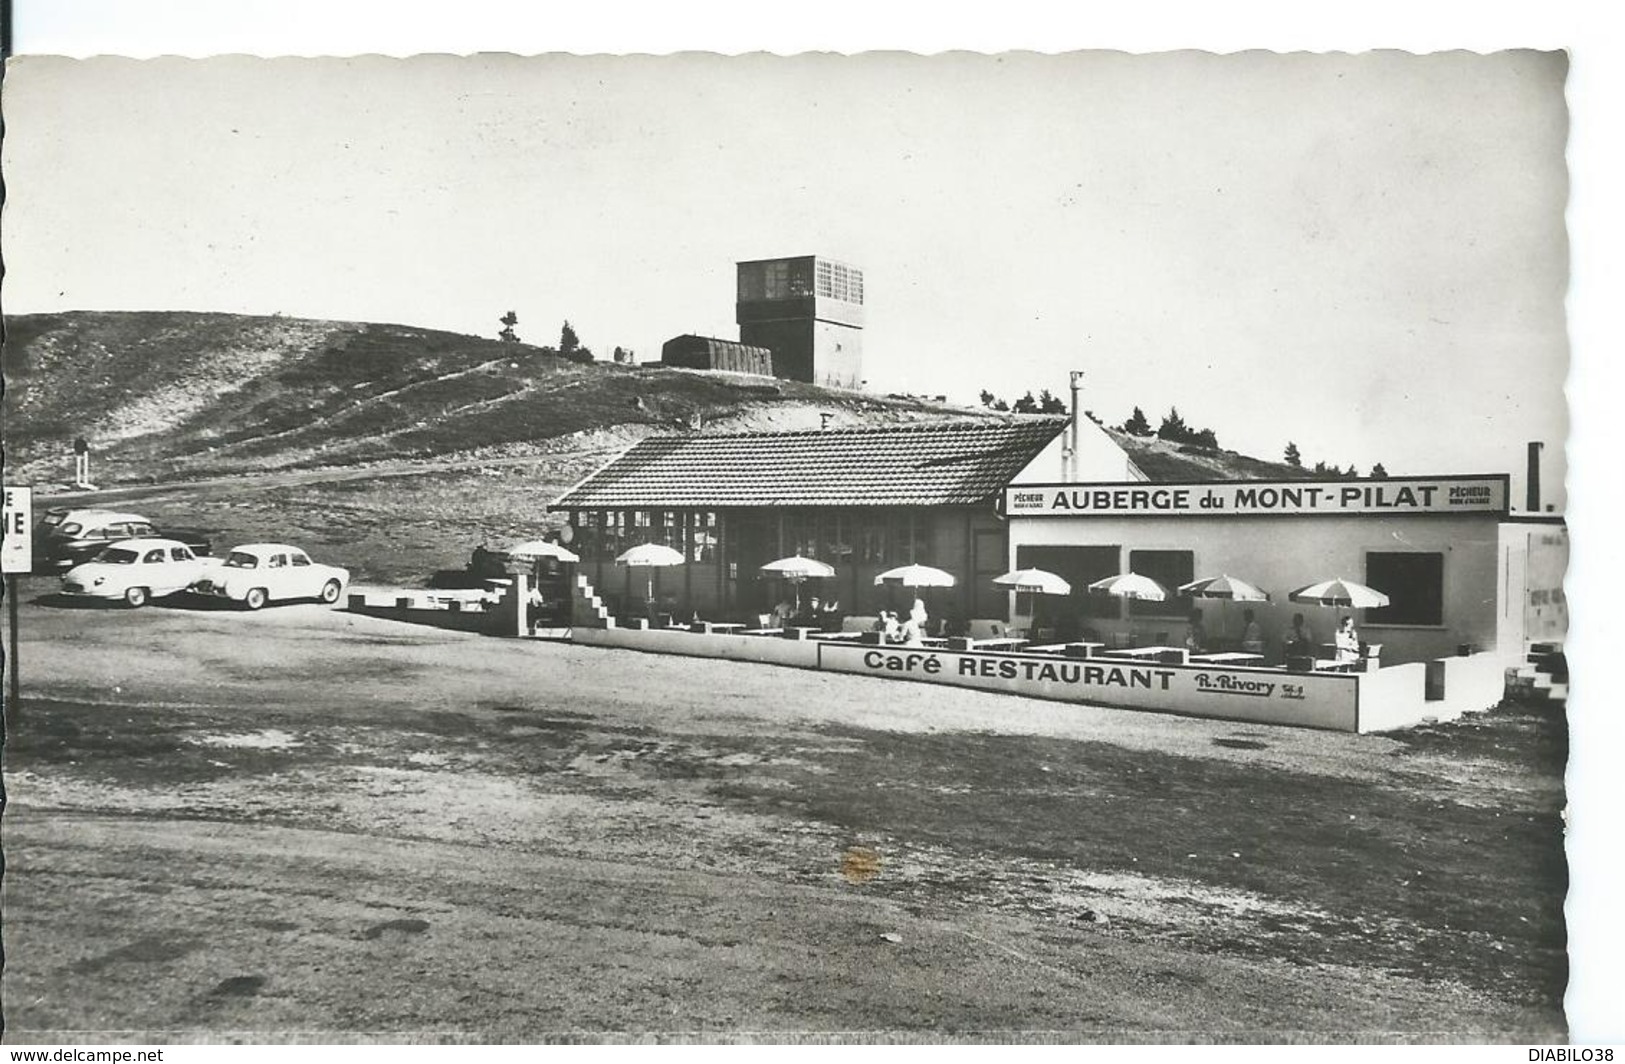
[35,508,212,571]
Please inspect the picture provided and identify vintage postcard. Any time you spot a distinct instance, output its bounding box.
[0,43,1585,1045]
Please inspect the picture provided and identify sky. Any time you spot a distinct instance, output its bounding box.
[2,47,1570,503]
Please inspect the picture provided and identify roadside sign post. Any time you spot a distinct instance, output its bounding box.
[2,486,33,730]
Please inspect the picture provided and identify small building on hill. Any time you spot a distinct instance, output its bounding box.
[551,418,1078,623]
[660,334,774,376]
[736,255,865,389]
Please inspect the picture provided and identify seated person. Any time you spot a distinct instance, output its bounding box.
[820,598,843,633]
[768,598,795,628]
[1184,609,1207,654]
[898,615,925,647]
[877,610,903,644]
[1241,609,1264,651]
[1333,615,1361,663]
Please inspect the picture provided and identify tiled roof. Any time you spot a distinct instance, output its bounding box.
[552,418,1068,509]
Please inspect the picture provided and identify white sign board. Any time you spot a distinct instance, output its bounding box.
[1004,475,1509,518]
[2,486,33,574]
[815,643,1361,732]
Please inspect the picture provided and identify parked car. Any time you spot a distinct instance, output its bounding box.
[191,543,349,610]
[58,538,210,607]
[36,508,212,571]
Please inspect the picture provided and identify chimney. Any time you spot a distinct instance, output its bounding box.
[1067,370,1086,482]
[1526,441,1543,513]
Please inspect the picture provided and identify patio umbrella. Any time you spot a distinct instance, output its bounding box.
[1179,574,1270,644]
[994,567,1073,637]
[1086,572,1170,601]
[873,564,956,588]
[506,539,581,564]
[991,568,1072,596]
[760,555,837,611]
[1087,572,1172,646]
[615,543,686,603]
[1288,578,1389,609]
[875,564,956,631]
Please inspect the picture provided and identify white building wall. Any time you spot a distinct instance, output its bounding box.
[1010,417,1142,485]
[1006,512,1504,666]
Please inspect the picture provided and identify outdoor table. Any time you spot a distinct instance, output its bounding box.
[701,622,746,634]
[1102,645,1189,664]
[975,638,1028,650]
[1314,659,1357,673]
[740,627,783,636]
[809,631,864,641]
[1023,644,1070,654]
[1189,652,1266,667]
[920,637,950,648]
[1063,641,1105,659]
[781,626,820,641]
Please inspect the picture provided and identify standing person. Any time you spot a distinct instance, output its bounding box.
[1286,613,1315,659]
[73,436,91,487]
[1334,615,1361,664]
[909,596,929,633]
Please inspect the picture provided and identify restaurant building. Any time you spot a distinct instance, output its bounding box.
[550,415,1140,623]
[1000,474,1568,667]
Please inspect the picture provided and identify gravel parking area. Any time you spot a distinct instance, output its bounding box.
[1,582,1567,1041]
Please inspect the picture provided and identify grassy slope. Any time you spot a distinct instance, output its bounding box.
[3,310,982,486]
[1109,429,1321,482]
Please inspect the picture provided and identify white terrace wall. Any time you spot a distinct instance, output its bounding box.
[566,629,1503,734]
[813,642,1359,730]
[571,626,822,669]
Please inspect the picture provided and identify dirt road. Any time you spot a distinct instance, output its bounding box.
[1,583,1567,1041]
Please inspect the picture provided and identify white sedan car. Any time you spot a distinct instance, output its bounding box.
[59,537,209,608]
[192,543,349,610]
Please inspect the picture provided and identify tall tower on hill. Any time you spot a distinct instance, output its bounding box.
[735,255,864,389]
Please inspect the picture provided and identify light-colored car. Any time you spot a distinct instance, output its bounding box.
[191,543,349,610]
[58,537,209,608]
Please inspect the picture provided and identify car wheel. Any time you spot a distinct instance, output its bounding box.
[320,579,342,605]
[244,587,269,611]
[124,586,150,609]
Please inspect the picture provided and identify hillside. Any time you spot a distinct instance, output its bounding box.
[1107,429,1320,482]
[2,311,991,488]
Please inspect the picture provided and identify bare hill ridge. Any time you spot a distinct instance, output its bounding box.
[2,311,995,487]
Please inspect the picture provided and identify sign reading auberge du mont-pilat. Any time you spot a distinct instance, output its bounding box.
[1004,475,1509,518]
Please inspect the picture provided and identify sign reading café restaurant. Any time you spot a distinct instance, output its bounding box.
[1003,475,1509,518]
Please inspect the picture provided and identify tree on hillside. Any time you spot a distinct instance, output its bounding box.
[1011,391,1042,414]
[979,389,998,408]
[1189,427,1220,450]
[1370,462,1388,478]
[498,311,520,343]
[1122,406,1152,436]
[1284,441,1302,467]
[1157,407,1189,442]
[557,320,594,364]
[1036,389,1067,414]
